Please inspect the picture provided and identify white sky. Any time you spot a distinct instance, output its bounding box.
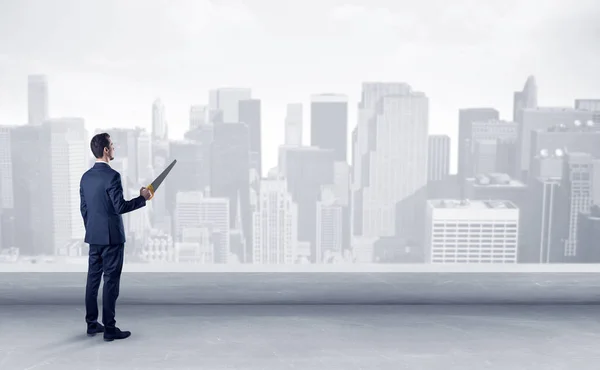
[0,0,598,173]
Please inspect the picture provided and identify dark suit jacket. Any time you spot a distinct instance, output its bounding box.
[79,162,146,245]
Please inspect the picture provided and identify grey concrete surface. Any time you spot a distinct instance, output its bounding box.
[2,272,600,305]
[1,305,600,369]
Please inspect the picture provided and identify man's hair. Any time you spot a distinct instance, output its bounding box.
[90,133,111,159]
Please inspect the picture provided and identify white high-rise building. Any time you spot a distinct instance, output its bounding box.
[316,186,343,263]
[252,176,298,264]
[351,83,417,238]
[425,199,519,264]
[47,118,88,252]
[175,192,230,263]
[152,99,167,140]
[28,75,48,126]
[285,103,303,146]
[209,88,252,123]
[358,84,429,238]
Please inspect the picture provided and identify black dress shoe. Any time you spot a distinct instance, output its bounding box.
[103,327,131,342]
[87,323,105,337]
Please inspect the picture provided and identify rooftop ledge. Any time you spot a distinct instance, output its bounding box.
[3,264,600,305]
[1,263,600,273]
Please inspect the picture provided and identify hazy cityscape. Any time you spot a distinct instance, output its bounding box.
[0,74,598,266]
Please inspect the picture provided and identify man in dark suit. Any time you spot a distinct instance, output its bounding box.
[80,132,151,341]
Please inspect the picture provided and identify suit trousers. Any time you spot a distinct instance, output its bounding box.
[85,243,124,331]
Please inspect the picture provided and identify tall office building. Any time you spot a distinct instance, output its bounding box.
[459,116,514,179]
[513,75,538,123]
[517,108,593,180]
[561,153,600,260]
[428,135,450,182]
[10,125,51,255]
[316,186,343,263]
[152,99,167,140]
[527,152,565,264]
[282,147,336,262]
[311,94,348,162]
[46,118,88,253]
[211,122,252,261]
[360,86,429,238]
[175,192,230,263]
[351,82,418,238]
[28,75,48,126]
[458,108,500,179]
[285,103,303,146]
[425,199,519,264]
[209,88,252,123]
[239,99,262,176]
[252,176,297,264]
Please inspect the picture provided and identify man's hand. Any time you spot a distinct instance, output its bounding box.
[140,187,151,200]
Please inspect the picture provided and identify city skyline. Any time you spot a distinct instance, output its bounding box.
[1,0,599,174]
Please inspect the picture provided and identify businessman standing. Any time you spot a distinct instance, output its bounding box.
[80,133,151,341]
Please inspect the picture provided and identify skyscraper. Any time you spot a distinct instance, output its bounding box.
[46,118,88,253]
[360,87,429,238]
[285,103,303,146]
[513,75,538,123]
[152,99,167,140]
[457,109,501,179]
[239,99,262,176]
[28,75,48,126]
[428,135,450,182]
[517,108,593,180]
[351,82,422,238]
[311,94,348,162]
[210,122,252,261]
[252,176,298,264]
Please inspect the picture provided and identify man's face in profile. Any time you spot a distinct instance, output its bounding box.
[107,138,115,161]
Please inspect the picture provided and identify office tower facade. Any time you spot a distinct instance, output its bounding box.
[425,199,519,264]
[209,88,252,123]
[10,125,51,255]
[517,108,593,180]
[351,82,417,238]
[46,118,88,253]
[310,94,348,162]
[239,99,262,176]
[152,99,167,140]
[175,192,230,263]
[210,123,252,261]
[316,186,343,263]
[285,103,303,146]
[190,105,208,130]
[458,108,500,179]
[561,153,600,260]
[252,177,297,264]
[28,75,48,126]
[360,87,429,238]
[428,135,450,182]
[283,147,336,262]
[459,117,516,179]
[513,75,538,123]
[527,153,565,264]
